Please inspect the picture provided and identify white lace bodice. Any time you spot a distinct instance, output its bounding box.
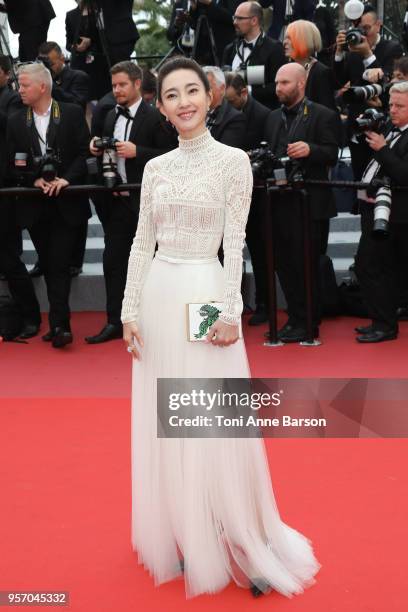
[121,129,253,326]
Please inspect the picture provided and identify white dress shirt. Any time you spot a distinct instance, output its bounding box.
[231,33,261,71]
[33,102,52,155]
[113,98,142,184]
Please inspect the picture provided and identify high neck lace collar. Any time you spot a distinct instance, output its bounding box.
[178,129,213,151]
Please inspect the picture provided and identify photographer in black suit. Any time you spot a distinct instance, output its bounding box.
[0,57,40,338]
[66,0,139,71]
[333,4,403,182]
[222,1,286,110]
[85,62,177,344]
[203,65,245,147]
[265,63,339,342]
[2,0,55,62]
[6,63,91,348]
[225,71,271,324]
[354,82,408,343]
[189,0,241,65]
[38,42,90,110]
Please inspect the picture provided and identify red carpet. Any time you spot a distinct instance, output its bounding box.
[1,312,408,611]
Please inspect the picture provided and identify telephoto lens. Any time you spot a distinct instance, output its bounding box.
[373,178,392,237]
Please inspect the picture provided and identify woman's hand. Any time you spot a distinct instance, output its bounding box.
[205,319,239,347]
[123,321,144,360]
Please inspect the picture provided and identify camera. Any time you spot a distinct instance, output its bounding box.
[345,26,364,47]
[353,108,386,134]
[343,83,383,104]
[222,64,265,87]
[369,176,392,237]
[92,137,120,188]
[248,142,304,187]
[33,148,60,182]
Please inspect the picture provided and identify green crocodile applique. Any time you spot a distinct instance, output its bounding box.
[194,304,221,339]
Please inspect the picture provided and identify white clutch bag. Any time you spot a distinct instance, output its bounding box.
[186,302,242,342]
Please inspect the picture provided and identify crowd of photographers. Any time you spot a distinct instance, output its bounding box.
[1,0,408,347]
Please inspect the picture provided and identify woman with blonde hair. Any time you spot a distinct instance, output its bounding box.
[284,19,337,111]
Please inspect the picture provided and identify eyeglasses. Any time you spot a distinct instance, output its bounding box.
[232,15,253,21]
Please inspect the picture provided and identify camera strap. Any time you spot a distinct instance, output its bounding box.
[26,100,61,152]
[281,98,310,143]
[235,32,264,68]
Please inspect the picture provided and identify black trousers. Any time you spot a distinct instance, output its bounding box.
[0,229,40,325]
[355,202,408,331]
[28,204,78,329]
[18,23,50,61]
[272,193,322,328]
[71,220,88,269]
[102,197,138,326]
[109,41,136,65]
[246,188,268,307]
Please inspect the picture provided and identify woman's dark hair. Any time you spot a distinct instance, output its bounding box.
[157,56,210,103]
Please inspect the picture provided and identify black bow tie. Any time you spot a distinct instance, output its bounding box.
[116,105,132,119]
[242,40,254,50]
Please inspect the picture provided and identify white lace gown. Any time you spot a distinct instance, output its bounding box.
[121,130,320,598]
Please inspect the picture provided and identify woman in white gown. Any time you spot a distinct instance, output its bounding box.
[121,57,320,599]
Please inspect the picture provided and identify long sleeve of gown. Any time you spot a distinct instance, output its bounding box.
[219,150,253,326]
[121,161,156,324]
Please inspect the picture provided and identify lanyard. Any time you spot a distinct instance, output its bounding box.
[281,99,308,143]
[236,34,262,67]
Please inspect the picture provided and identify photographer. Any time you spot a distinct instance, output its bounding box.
[189,0,240,65]
[38,42,90,110]
[6,63,91,349]
[1,0,55,62]
[354,82,408,343]
[265,63,339,342]
[66,1,139,71]
[85,62,177,344]
[333,4,403,181]
[225,71,271,324]
[222,1,286,110]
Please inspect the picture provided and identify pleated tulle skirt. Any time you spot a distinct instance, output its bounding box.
[131,255,320,598]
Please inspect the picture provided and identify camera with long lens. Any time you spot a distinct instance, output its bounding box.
[93,137,120,188]
[353,108,386,134]
[33,148,60,182]
[343,74,392,105]
[368,176,392,237]
[248,142,304,187]
[222,63,265,87]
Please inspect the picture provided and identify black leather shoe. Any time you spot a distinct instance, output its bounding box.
[279,326,319,343]
[19,323,40,339]
[29,262,43,278]
[356,329,397,343]
[69,266,83,278]
[42,329,54,342]
[354,324,375,334]
[52,327,73,348]
[85,323,123,344]
[277,323,296,339]
[397,307,408,321]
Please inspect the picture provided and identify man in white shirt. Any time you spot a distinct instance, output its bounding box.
[86,61,177,344]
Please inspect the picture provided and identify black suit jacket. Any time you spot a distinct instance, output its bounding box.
[6,101,91,229]
[222,34,286,110]
[265,100,339,219]
[369,126,408,223]
[209,99,246,148]
[52,66,90,110]
[102,100,178,211]
[4,0,55,33]
[95,0,139,46]
[306,61,337,111]
[241,94,271,151]
[190,0,240,65]
[0,86,21,181]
